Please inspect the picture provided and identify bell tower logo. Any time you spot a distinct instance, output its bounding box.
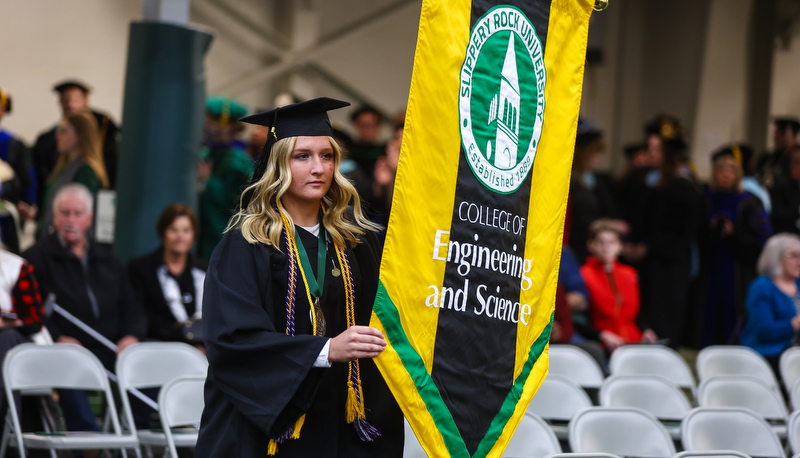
[459,6,546,194]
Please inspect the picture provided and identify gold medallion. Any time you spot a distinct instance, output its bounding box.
[331,267,341,277]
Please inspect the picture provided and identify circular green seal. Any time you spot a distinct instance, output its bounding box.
[459,6,546,194]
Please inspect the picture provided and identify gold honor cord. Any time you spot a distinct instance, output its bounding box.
[270,207,380,455]
[281,212,322,337]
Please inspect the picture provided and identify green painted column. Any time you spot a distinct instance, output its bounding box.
[114,22,213,262]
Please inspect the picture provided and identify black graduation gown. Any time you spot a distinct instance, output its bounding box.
[195,228,403,457]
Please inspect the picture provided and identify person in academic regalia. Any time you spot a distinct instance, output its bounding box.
[0,88,35,252]
[31,79,119,208]
[698,146,770,347]
[197,95,253,260]
[348,104,386,174]
[757,117,800,188]
[567,120,623,263]
[195,97,403,457]
[628,125,701,349]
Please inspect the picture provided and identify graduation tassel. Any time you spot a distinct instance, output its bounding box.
[267,439,279,456]
[337,246,382,442]
[291,414,305,439]
[346,380,359,423]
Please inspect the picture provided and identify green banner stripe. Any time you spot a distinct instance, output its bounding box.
[473,312,554,457]
[374,280,470,457]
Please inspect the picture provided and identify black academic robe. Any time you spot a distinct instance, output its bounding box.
[195,228,403,457]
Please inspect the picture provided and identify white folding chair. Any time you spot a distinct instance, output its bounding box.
[698,376,788,438]
[544,454,623,458]
[780,347,800,393]
[788,410,800,456]
[568,407,676,457]
[527,375,592,439]
[403,418,427,458]
[1,343,139,458]
[608,345,697,397]
[115,342,208,457]
[158,375,205,458]
[503,413,561,458]
[791,379,800,411]
[548,345,604,390]
[682,407,785,458]
[599,375,691,439]
[673,451,752,458]
[697,346,780,391]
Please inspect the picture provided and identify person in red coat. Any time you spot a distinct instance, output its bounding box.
[580,219,658,352]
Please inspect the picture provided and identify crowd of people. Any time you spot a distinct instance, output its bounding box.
[0,81,406,450]
[553,113,800,373]
[1,76,800,452]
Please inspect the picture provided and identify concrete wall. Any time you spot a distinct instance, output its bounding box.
[771,29,800,147]
[691,0,752,179]
[0,0,141,144]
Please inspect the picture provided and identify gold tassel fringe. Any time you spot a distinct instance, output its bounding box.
[267,439,278,456]
[291,414,305,439]
[346,381,358,423]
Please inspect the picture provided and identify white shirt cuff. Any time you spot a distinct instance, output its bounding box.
[314,339,332,368]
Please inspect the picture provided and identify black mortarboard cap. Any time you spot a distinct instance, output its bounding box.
[239,97,350,207]
[711,143,754,172]
[774,117,800,135]
[240,97,350,141]
[53,79,91,94]
[623,143,646,159]
[575,118,603,148]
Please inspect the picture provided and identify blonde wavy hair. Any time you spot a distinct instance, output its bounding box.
[227,136,380,249]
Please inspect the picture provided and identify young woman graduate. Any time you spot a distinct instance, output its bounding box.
[195,98,403,457]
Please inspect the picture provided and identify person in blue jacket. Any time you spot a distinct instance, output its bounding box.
[741,233,800,371]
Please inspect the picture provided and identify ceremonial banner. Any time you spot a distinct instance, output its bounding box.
[370,0,594,456]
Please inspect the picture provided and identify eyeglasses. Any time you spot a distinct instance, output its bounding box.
[784,251,800,260]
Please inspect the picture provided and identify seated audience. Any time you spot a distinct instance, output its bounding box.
[23,183,145,436]
[741,233,800,371]
[580,219,657,352]
[128,204,207,348]
[550,284,574,344]
[0,245,45,432]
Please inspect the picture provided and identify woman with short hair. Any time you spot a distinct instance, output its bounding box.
[127,204,207,347]
[741,233,800,368]
[580,218,657,352]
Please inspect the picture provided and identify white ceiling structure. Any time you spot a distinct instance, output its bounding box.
[190,0,422,127]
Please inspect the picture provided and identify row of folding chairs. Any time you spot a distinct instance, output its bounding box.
[1,342,207,458]
[404,408,781,458]
[549,343,800,400]
[530,373,792,439]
